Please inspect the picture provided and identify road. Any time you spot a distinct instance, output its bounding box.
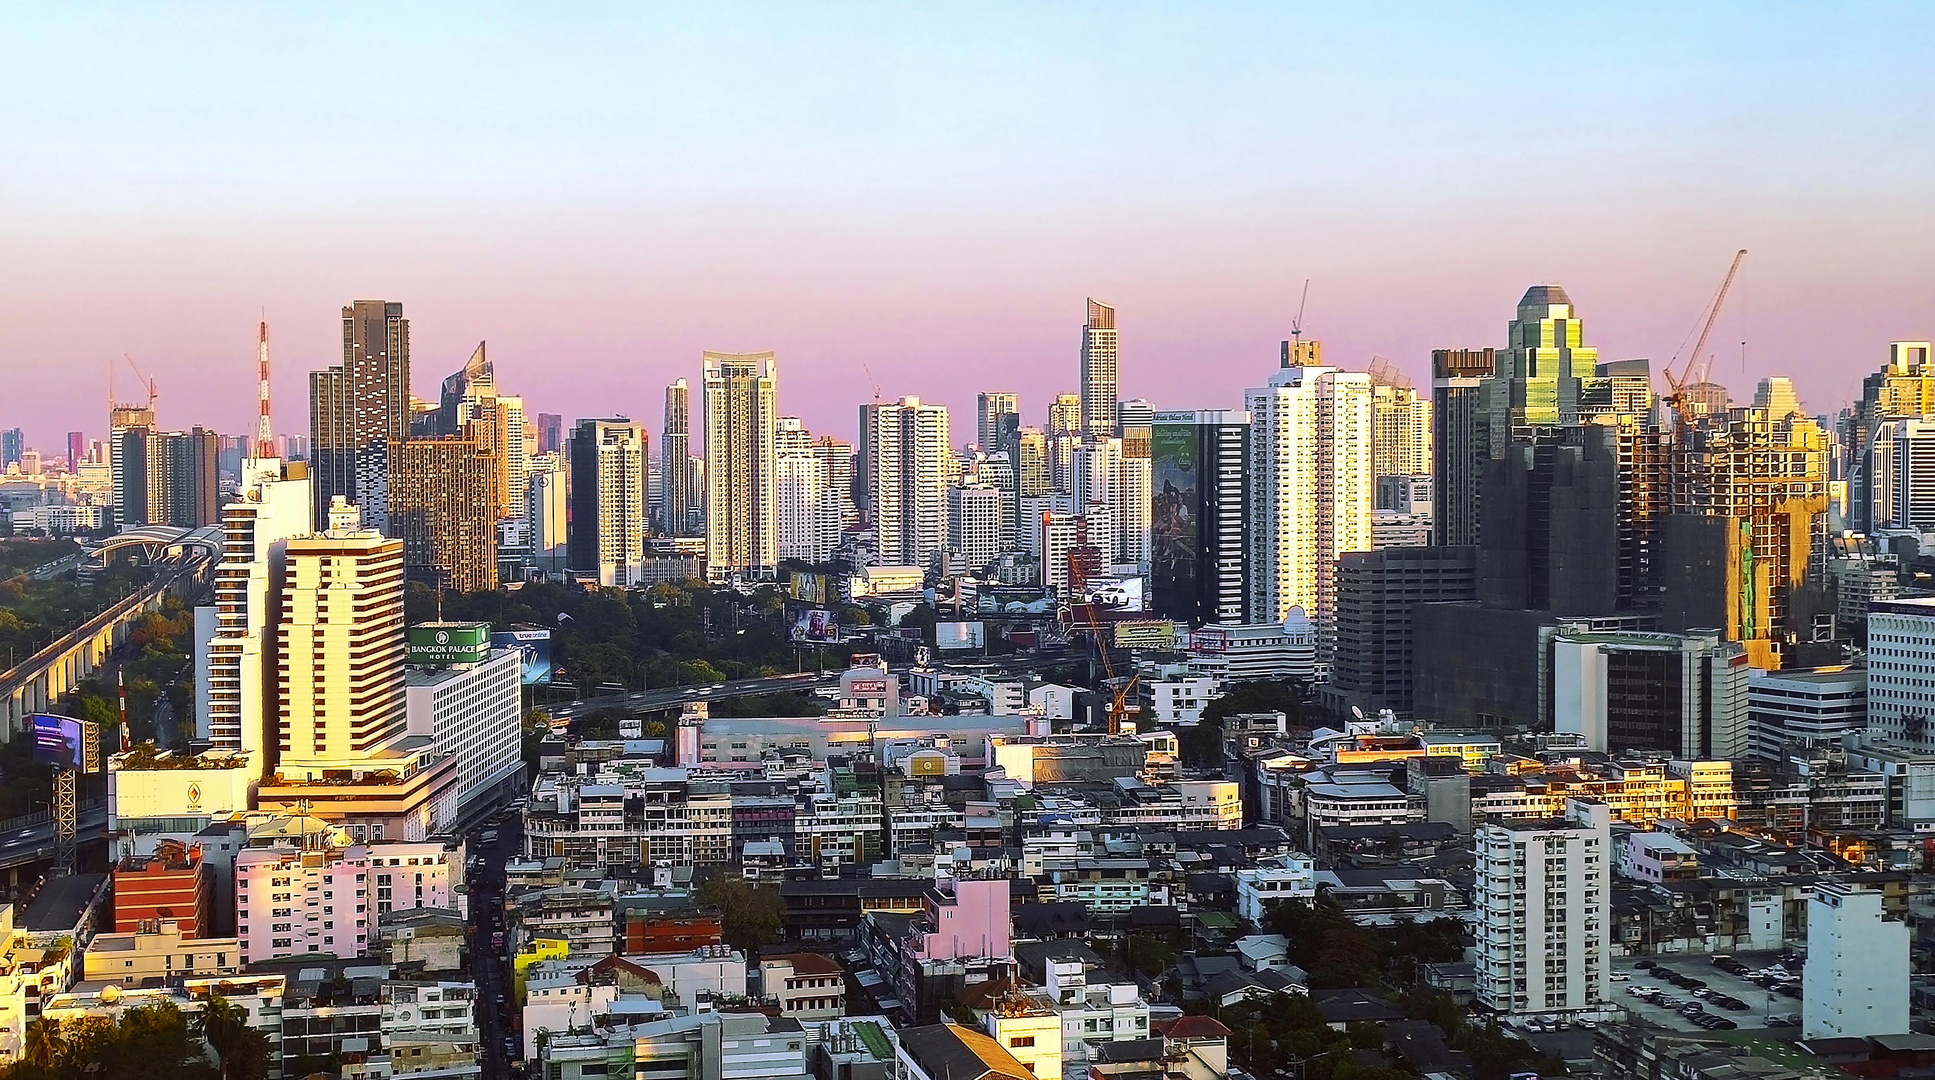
[0,805,110,870]
[545,671,834,720]
[466,805,524,1076]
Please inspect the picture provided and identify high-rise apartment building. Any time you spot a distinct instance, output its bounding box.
[388,436,500,593]
[276,529,408,777]
[202,459,314,759]
[661,379,693,535]
[156,428,221,527]
[976,392,1019,453]
[1491,285,1595,449]
[1432,348,1496,548]
[1848,342,1935,531]
[1246,356,1373,647]
[948,484,1004,573]
[1371,379,1432,479]
[526,459,567,562]
[815,437,857,531]
[1014,429,1050,497]
[1081,299,1119,436]
[1474,798,1611,1018]
[534,412,563,455]
[0,430,21,471]
[1863,598,1935,746]
[469,393,528,519]
[108,404,156,520]
[703,352,779,580]
[774,418,844,565]
[860,397,951,567]
[567,419,649,587]
[1047,393,1083,438]
[1150,411,1250,626]
[1072,437,1151,573]
[1871,418,1935,530]
[310,300,411,527]
[1582,359,1655,418]
[1041,506,1114,598]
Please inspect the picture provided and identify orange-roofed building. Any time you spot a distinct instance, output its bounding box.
[112,840,212,938]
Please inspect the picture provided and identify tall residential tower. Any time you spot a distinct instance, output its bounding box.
[703,352,779,580]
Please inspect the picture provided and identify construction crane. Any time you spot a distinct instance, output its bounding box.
[1282,278,1313,368]
[1070,601,1138,736]
[1661,249,1747,427]
[862,363,883,404]
[109,353,159,416]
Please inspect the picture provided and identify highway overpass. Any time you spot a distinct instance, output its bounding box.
[0,551,214,732]
[546,671,834,721]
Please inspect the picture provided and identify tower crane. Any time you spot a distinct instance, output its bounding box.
[1070,601,1138,736]
[1662,249,1747,426]
[112,353,159,413]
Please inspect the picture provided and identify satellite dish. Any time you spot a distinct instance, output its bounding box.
[1350,705,1365,720]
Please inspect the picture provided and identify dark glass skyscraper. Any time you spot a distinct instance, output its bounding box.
[309,299,411,527]
[1149,410,1249,626]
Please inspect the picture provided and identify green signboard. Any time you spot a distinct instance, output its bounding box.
[408,622,492,665]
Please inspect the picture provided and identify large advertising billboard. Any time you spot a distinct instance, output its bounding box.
[407,622,492,665]
[935,621,986,650]
[790,572,830,606]
[30,714,95,771]
[1150,422,1199,617]
[792,609,840,643]
[1112,620,1177,650]
[493,627,555,685]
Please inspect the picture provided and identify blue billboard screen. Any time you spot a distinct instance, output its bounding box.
[30,714,89,770]
[493,628,554,686]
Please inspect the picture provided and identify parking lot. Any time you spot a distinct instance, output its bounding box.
[1612,951,1803,1033]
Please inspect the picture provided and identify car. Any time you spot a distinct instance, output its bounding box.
[1609,972,1631,982]
[1691,988,1712,998]
[1778,986,1802,999]
[1678,1004,1705,1016]
[1680,977,1708,989]
[1635,960,1657,970]
[1709,1018,1738,1030]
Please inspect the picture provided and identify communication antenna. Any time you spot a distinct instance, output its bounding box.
[256,319,275,458]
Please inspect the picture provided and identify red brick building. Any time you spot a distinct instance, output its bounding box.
[618,899,723,955]
[113,840,213,938]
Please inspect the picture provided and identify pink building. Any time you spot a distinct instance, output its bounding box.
[235,840,452,965]
[910,877,1010,962]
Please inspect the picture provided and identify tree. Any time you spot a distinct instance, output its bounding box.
[198,994,272,1080]
[22,1018,64,1070]
[697,875,785,954]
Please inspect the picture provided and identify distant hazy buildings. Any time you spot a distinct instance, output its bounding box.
[976,392,1019,453]
[310,300,411,528]
[1370,376,1432,479]
[703,352,779,580]
[567,418,649,587]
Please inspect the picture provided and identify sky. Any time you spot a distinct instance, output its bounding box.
[3,3,1933,454]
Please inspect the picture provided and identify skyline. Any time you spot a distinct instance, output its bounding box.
[5,4,1934,449]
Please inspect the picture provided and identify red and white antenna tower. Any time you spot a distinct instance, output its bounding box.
[255,320,274,458]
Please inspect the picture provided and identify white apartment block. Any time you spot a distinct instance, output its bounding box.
[404,647,523,811]
[776,417,845,564]
[1245,360,1373,651]
[1072,437,1152,573]
[1235,854,1318,925]
[202,458,313,754]
[1040,505,1116,598]
[1474,799,1611,1018]
[1803,883,1910,1039]
[1866,598,1935,747]
[949,483,1005,573]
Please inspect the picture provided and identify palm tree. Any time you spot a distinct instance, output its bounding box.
[197,994,266,1080]
[22,1016,65,1070]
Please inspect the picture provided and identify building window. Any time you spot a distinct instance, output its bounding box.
[1010,1037,1035,1048]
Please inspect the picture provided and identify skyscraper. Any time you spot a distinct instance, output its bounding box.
[775,418,844,564]
[0,429,21,471]
[108,404,156,520]
[436,342,492,436]
[703,352,779,580]
[1013,429,1050,498]
[1080,299,1119,436]
[1849,342,1935,531]
[1047,393,1083,438]
[1370,378,1432,479]
[534,412,563,456]
[157,427,222,527]
[860,396,952,567]
[815,436,857,531]
[948,483,1004,573]
[204,458,313,759]
[388,436,500,593]
[977,392,1019,453]
[1072,437,1152,573]
[310,300,411,527]
[65,432,85,471]
[1246,355,1373,648]
[276,529,408,776]
[567,419,649,587]
[661,379,692,535]
[1150,410,1250,626]
[1491,285,1595,450]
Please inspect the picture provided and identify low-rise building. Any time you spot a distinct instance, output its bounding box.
[761,953,847,1022]
[1804,882,1910,1040]
[83,920,239,986]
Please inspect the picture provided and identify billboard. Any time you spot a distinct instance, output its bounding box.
[792,609,839,643]
[1190,628,1232,653]
[847,678,890,696]
[790,571,830,605]
[935,621,986,650]
[1112,620,1177,650]
[30,714,95,771]
[1150,422,1200,617]
[408,622,492,665]
[493,627,555,685]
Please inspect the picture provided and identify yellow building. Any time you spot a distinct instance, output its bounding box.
[514,937,570,1002]
[388,435,499,593]
[984,993,1063,1080]
[83,922,240,987]
[1474,759,1735,827]
[275,529,408,777]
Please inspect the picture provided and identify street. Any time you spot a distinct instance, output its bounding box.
[466,803,525,1076]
